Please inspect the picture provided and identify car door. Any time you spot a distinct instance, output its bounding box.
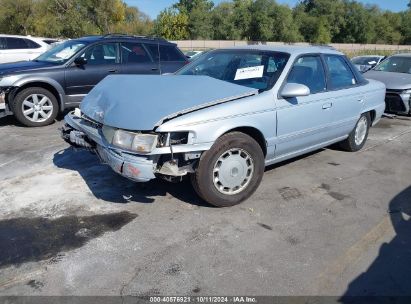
[276,55,335,157]
[323,55,364,138]
[65,42,120,102]
[119,41,159,74]
[145,44,187,74]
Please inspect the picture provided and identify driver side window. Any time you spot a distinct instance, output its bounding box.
[81,43,118,65]
[287,55,327,94]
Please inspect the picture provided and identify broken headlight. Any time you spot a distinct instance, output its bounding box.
[112,129,158,153]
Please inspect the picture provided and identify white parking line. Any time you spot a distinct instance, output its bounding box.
[0,158,18,168]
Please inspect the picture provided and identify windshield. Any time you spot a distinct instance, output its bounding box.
[35,40,86,63]
[352,57,380,65]
[374,56,411,74]
[176,50,290,92]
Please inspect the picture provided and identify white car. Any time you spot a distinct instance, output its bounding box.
[0,35,59,64]
[351,55,386,73]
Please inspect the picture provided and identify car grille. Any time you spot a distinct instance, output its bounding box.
[385,90,406,113]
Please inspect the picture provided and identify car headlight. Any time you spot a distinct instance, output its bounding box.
[112,129,158,153]
[403,89,411,94]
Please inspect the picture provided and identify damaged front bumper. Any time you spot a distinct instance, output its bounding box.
[62,111,210,183]
[0,91,12,119]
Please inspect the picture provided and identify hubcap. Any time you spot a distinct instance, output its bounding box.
[21,94,53,123]
[355,116,368,146]
[213,148,254,195]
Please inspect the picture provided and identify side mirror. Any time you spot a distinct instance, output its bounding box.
[74,57,87,66]
[281,83,310,98]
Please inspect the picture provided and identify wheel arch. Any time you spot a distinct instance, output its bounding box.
[367,109,376,124]
[222,126,267,157]
[10,79,65,112]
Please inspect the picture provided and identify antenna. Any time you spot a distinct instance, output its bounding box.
[157,37,162,75]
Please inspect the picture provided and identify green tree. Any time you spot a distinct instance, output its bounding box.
[247,0,301,42]
[232,0,253,40]
[112,6,153,35]
[0,0,35,35]
[81,0,126,33]
[212,2,240,39]
[173,0,214,39]
[401,11,411,44]
[297,0,346,42]
[334,1,374,43]
[154,8,189,40]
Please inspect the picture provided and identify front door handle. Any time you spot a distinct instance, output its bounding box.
[322,102,333,109]
[151,68,159,71]
[108,69,118,73]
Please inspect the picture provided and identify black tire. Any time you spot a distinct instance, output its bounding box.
[191,132,265,207]
[339,113,371,152]
[13,87,59,127]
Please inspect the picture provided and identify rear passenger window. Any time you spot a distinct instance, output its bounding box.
[325,55,357,90]
[25,39,41,48]
[146,44,185,62]
[121,42,152,63]
[287,55,326,94]
[6,38,30,49]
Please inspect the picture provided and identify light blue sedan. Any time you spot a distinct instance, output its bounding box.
[62,46,386,207]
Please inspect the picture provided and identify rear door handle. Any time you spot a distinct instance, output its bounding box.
[108,69,118,73]
[322,102,333,109]
[151,68,159,71]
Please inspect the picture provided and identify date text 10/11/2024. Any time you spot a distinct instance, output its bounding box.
[149,297,258,303]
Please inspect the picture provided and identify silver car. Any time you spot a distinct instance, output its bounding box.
[62,46,386,207]
[364,53,411,115]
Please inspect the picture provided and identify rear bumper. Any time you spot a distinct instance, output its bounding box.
[63,112,156,182]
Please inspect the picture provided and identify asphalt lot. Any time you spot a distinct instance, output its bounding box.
[0,114,410,297]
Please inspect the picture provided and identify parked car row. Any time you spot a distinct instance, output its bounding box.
[0,34,188,126]
[349,54,411,115]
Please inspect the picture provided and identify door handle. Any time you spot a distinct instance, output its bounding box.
[108,69,118,73]
[358,98,365,103]
[322,102,333,109]
[151,68,159,71]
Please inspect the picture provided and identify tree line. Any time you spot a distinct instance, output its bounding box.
[1,0,411,45]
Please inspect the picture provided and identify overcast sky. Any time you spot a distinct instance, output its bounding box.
[124,0,409,19]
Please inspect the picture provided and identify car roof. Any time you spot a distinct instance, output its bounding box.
[223,45,344,55]
[75,34,174,45]
[353,55,384,58]
[0,34,52,40]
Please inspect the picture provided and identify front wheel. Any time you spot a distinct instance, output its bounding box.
[13,87,59,127]
[191,132,265,207]
[339,113,371,152]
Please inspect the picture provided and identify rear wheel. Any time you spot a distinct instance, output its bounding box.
[13,87,58,127]
[339,113,370,152]
[191,132,265,207]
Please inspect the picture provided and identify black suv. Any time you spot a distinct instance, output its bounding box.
[0,34,188,127]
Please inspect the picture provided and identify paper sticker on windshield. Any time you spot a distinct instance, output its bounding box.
[234,65,264,80]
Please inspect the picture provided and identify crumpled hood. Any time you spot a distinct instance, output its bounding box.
[364,70,411,90]
[80,75,258,130]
